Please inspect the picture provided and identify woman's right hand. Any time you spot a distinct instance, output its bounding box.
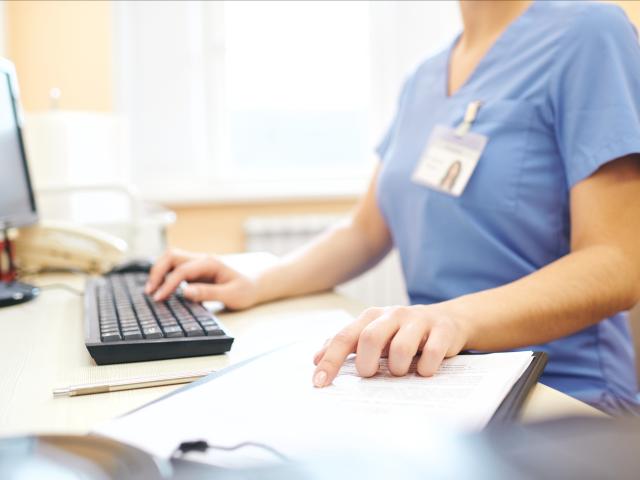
[144,249,260,310]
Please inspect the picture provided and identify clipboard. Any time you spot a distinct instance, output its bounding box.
[93,346,549,466]
[123,348,548,427]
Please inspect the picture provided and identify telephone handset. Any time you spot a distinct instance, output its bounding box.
[14,220,127,274]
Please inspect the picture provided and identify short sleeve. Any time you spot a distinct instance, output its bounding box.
[550,4,640,188]
[375,76,413,161]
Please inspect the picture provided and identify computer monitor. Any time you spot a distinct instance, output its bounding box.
[0,58,39,307]
[0,59,37,227]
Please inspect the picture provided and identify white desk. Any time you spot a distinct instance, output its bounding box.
[0,272,604,438]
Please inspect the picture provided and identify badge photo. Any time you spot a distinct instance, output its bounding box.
[412,101,488,197]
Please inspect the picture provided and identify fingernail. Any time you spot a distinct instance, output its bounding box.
[144,283,150,294]
[313,370,327,388]
[153,292,161,301]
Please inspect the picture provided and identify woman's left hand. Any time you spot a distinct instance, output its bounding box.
[312,304,471,387]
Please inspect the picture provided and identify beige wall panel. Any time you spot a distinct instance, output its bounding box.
[166,200,357,254]
[610,1,640,26]
[6,0,112,111]
[0,2,6,57]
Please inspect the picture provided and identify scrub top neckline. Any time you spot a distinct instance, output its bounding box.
[444,0,539,99]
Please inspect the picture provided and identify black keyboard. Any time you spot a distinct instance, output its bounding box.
[83,273,233,365]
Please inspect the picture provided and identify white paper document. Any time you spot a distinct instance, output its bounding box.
[95,342,533,463]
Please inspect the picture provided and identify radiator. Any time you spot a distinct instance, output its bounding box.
[244,215,408,307]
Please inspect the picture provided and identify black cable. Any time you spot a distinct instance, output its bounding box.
[37,283,85,296]
[172,439,289,462]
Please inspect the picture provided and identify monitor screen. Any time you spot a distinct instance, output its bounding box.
[0,68,37,227]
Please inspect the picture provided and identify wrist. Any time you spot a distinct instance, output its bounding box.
[252,267,285,306]
[439,296,478,350]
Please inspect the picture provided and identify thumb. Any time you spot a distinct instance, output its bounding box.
[182,283,229,303]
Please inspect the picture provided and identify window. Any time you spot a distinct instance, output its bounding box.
[114,1,460,202]
[222,1,370,179]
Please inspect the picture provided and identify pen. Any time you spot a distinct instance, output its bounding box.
[53,370,215,398]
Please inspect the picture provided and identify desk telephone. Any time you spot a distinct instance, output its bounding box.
[14,220,127,274]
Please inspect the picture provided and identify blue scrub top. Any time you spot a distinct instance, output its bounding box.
[376,1,640,415]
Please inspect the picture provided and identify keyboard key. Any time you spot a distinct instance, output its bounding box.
[143,327,163,339]
[102,332,122,342]
[132,274,147,286]
[100,312,117,321]
[187,303,209,315]
[204,326,225,336]
[119,312,136,322]
[163,326,184,337]
[168,299,192,313]
[172,308,192,320]
[123,331,143,340]
[154,305,174,321]
[183,324,204,337]
[134,300,151,308]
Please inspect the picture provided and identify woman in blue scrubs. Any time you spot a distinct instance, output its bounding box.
[147,1,640,414]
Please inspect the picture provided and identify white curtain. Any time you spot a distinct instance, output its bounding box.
[113,1,461,202]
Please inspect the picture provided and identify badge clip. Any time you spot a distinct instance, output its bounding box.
[454,100,483,137]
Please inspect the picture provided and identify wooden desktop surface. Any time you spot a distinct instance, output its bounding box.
[0,269,604,438]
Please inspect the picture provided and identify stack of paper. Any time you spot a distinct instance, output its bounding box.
[95,341,533,464]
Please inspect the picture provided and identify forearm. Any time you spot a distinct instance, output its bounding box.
[452,244,640,351]
[254,218,391,304]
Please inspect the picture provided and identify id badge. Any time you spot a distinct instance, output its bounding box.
[412,124,488,197]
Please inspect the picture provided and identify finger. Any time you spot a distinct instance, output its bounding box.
[416,324,451,377]
[355,313,400,377]
[387,321,427,376]
[153,258,220,301]
[313,338,331,366]
[312,307,383,387]
[145,251,179,294]
[312,329,358,387]
[182,282,229,303]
